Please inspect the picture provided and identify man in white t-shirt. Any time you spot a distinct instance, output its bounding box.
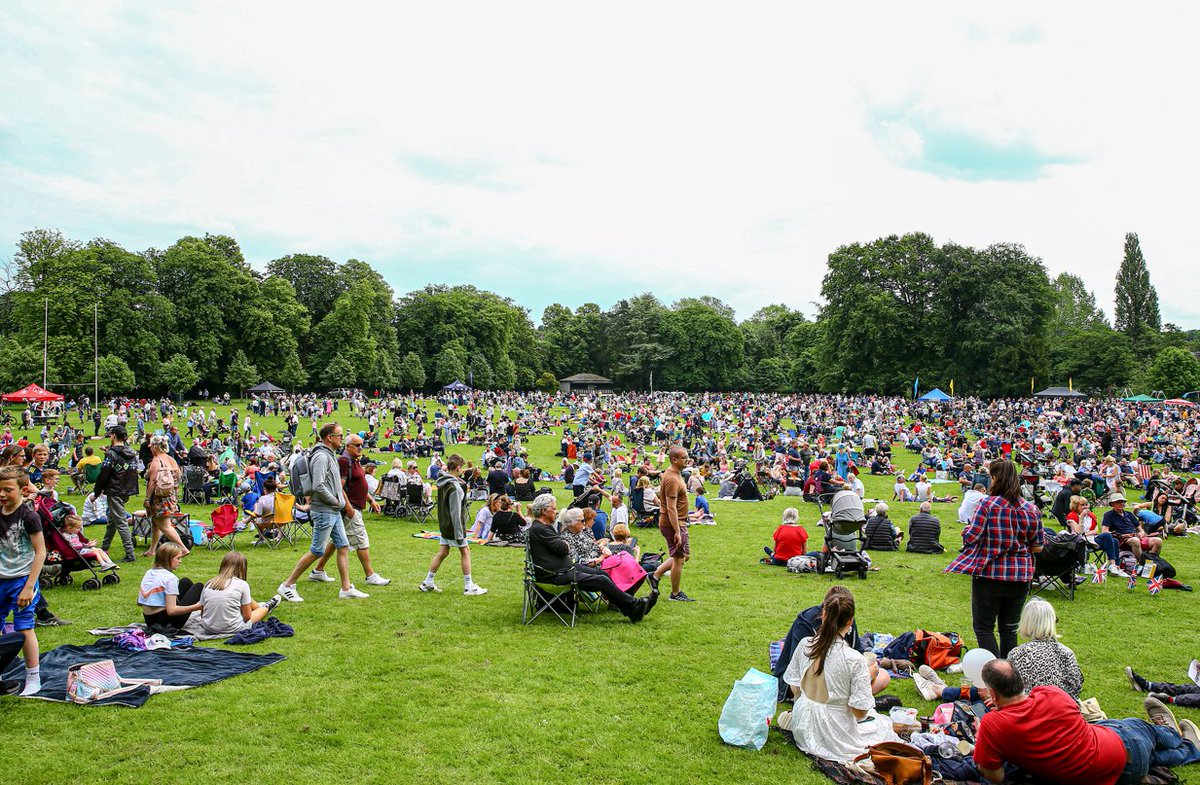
[610,496,629,529]
[958,484,987,523]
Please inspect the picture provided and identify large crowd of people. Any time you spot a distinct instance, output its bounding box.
[3,388,1200,781]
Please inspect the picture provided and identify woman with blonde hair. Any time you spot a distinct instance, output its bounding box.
[1007,597,1083,697]
[143,433,187,556]
[191,552,281,636]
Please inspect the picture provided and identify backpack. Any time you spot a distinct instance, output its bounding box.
[290,449,314,498]
[150,458,179,498]
[786,555,818,573]
[912,630,963,670]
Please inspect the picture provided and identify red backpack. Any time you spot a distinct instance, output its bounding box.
[913,630,963,670]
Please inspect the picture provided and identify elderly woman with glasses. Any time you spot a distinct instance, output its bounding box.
[527,494,656,623]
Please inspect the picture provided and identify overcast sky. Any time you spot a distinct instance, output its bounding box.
[2,2,1196,325]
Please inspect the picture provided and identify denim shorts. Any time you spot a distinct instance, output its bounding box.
[309,508,349,556]
[0,575,40,631]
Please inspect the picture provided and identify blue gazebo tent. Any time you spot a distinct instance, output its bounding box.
[918,388,952,402]
[441,380,473,392]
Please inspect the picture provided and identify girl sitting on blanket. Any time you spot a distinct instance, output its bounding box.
[190,552,281,637]
[138,543,204,633]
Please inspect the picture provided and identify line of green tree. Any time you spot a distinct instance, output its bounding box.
[2,229,1194,398]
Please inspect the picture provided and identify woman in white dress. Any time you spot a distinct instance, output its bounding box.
[778,588,898,762]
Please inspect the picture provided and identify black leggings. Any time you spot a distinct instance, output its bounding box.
[970,576,1029,658]
[142,577,202,632]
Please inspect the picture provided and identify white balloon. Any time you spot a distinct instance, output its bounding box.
[961,648,996,684]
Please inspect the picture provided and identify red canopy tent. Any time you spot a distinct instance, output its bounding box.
[1163,398,1196,407]
[1,384,64,403]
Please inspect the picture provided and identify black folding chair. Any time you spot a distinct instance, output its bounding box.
[1029,534,1087,600]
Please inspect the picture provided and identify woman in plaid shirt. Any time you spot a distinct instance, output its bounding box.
[945,459,1045,658]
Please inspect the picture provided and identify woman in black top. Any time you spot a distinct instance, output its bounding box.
[490,496,529,544]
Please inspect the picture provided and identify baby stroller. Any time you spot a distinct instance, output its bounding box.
[813,490,870,580]
[37,499,120,591]
[379,474,404,516]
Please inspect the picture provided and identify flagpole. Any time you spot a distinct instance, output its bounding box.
[94,303,99,404]
[42,297,48,388]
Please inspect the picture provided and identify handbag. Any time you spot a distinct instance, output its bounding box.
[852,741,932,785]
[66,659,162,704]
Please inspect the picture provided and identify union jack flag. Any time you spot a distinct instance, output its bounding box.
[1092,566,1106,584]
[1128,573,1138,590]
[1149,576,1164,595]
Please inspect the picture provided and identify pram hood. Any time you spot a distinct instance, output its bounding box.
[828,490,866,524]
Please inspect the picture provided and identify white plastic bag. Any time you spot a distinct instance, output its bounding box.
[718,668,778,750]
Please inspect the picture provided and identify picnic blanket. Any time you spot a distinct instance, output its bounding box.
[3,639,285,707]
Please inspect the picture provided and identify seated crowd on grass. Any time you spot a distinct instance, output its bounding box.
[4,389,1200,782]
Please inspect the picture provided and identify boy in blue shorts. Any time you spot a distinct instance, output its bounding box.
[0,466,47,696]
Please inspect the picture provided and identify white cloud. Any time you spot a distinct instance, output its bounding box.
[1,1,1198,323]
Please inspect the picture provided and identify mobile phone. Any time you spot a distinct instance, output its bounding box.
[857,716,876,724]
[970,702,988,719]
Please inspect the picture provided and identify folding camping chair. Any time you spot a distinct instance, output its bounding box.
[271,492,297,547]
[248,495,292,549]
[218,471,239,504]
[522,548,579,628]
[206,504,239,550]
[401,482,434,524]
[182,466,207,505]
[1029,532,1087,600]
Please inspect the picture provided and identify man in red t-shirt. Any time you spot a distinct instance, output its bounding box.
[975,659,1200,784]
[310,434,390,588]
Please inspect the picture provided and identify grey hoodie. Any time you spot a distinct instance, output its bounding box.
[435,473,467,541]
[308,442,345,512]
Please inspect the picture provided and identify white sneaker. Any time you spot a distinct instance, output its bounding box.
[365,573,391,586]
[308,570,336,583]
[338,585,369,599]
[1108,562,1130,578]
[418,580,441,593]
[1189,659,1200,688]
[463,584,488,596]
[914,665,948,701]
[278,582,304,602]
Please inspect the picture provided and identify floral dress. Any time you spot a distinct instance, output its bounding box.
[145,455,181,518]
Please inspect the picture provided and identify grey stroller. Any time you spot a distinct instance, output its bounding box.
[814,490,870,580]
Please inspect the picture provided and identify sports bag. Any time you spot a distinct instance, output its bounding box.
[852,741,932,785]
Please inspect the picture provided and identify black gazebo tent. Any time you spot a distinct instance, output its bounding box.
[1033,386,1087,398]
[247,381,286,394]
[442,380,473,392]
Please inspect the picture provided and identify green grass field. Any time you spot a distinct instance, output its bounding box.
[6,401,1200,785]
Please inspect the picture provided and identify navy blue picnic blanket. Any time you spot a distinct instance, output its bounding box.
[3,639,285,707]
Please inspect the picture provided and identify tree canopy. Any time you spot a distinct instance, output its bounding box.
[2,227,1193,397]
